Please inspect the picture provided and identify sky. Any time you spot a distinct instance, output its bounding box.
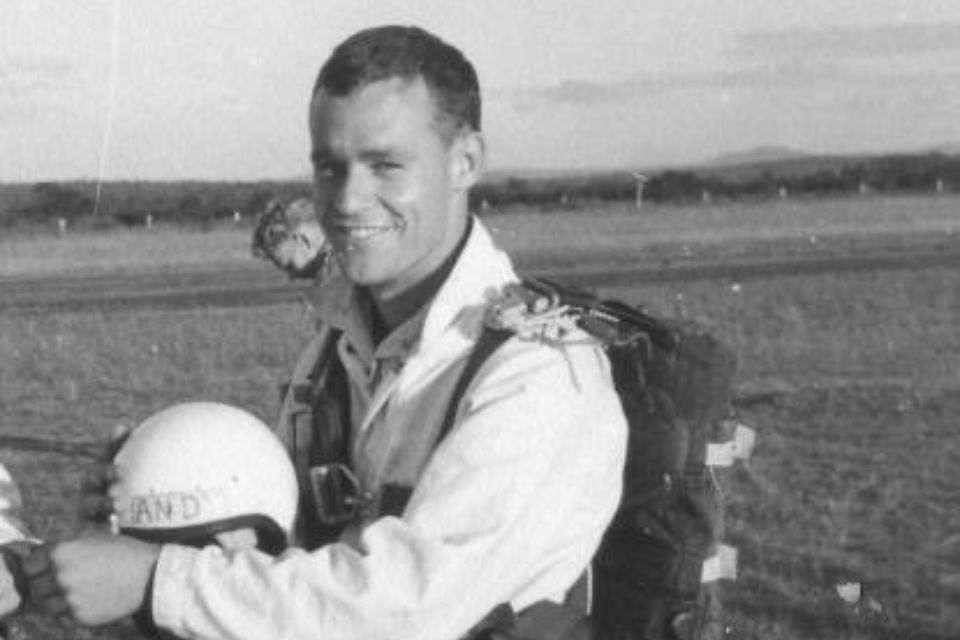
[2,0,960,181]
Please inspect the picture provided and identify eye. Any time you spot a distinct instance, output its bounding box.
[372,160,401,174]
[313,160,344,181]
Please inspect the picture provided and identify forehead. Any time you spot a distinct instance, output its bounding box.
[309,76,445,150]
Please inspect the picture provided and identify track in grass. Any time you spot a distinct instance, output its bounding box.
[3,245,960,314]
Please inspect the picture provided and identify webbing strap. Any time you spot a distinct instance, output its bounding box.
[292,328,351,549]
[298,327,513,534]
[436,328,515,445]
[290,327,345,474]
[438,328,595,628]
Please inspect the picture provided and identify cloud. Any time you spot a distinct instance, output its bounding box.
[500,21,960,110]
[730,22,960,62]
[501,76,671,107]
[499,29,960,111]
[498,64,857,108]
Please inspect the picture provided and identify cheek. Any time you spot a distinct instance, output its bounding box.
[405,162,454,211]
[375,173,430,218]
[312,179,334,209]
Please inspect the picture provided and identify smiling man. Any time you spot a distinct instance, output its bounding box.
[309,69,478,331]
[39,26,627,640]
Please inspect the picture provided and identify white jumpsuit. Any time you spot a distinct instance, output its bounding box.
[151,219,627,640]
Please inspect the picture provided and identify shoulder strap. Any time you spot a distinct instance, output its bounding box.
[436,328,514,446]
[311,331,351,467]
[347,328,513,521]
[441,323,594,633]
[291,327,353,548]
[290,327,349,467]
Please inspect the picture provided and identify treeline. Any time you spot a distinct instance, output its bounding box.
[0,181,312,231]
[1,152,958,231]
[470,152,960,207]
[682,152,960,202]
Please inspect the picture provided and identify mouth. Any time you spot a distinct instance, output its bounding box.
[326,221,398,250]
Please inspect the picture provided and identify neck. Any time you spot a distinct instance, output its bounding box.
[364,216,473,343]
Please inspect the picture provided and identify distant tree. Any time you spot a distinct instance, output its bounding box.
[22,182,94,221]
[796,170,847,195]
[645,171,705,202]
[243,189,276,217]
[176,192,203,220]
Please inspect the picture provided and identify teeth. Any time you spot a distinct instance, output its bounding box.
[346,226,387,239]
[333,225,392,251]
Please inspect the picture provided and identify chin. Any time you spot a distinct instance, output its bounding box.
[335,255,385,287]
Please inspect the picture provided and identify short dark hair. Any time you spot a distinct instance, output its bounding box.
[313,25,481,138]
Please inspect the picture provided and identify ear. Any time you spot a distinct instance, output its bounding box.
[449,131,485,193]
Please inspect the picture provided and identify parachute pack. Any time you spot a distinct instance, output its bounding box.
[290,277,755,640]
[472,278,755,640]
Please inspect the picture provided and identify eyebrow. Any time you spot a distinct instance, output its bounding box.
[360,149,403,162]
[310,147,405,164]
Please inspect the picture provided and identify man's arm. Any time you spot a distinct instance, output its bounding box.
[251,197,328,280]
[52,341,626,639]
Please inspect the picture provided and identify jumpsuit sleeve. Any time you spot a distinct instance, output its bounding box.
[0,465,31,544]
[151,340,627,640]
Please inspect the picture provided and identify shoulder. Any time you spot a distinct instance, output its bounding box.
[461,286,619,420]
[442,323,626,470]
[479,281,611,378]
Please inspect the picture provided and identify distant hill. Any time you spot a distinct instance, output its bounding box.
[927,142,960,156]
[483,167,632,183]
[703,146,811,168]
[695,146,871,184]
[695,143,960,184]
[695,154,866,184]
[268,143,960,186]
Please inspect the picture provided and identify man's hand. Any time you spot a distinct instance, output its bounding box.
[251,197,329,280]
[0,541,69,620]
[49,534,160,626]
[79,425,130,523]
[79,464,121,524]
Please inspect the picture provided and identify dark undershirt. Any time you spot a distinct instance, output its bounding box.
[361,215,475,347]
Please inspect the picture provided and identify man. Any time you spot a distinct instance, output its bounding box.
[36,25,627,639]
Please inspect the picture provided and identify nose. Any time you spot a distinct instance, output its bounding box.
[334,166,373,216]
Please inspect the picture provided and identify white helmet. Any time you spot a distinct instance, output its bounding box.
[111,402,298,554]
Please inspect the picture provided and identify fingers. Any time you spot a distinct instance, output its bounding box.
[19,544,70,619]
[79,463,119,494]
[79,426,129,524]
[252,198,327,279]
[78,464,119,523]
[78,495,115,525]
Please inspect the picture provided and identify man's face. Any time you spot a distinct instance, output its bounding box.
[309,77,475,300]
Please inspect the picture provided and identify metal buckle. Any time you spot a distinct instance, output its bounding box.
[308,463,373,526]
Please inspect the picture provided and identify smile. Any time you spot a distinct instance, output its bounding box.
[329,223,397,249]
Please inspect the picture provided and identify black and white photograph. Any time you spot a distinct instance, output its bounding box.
[1,1,958,639]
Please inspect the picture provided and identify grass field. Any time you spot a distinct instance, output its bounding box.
[2,194,959,277]
[1,195,958,639]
